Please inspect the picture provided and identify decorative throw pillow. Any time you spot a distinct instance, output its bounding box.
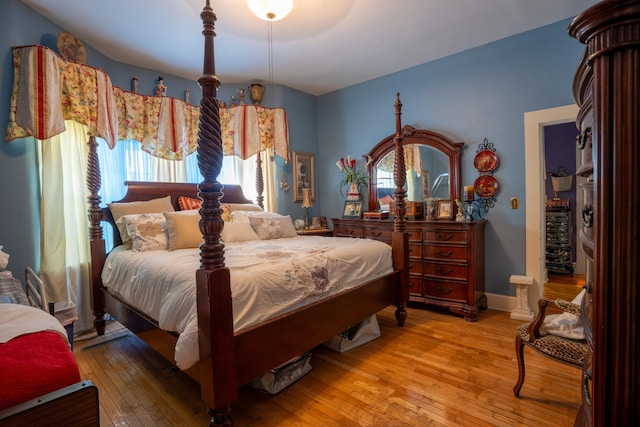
[164,210,202,250]
[248,215,298,240]
[227,203,263,212]
[230,210,281,224]
[221,204,231,222]
[177,196,201,211]
[108,196,174,249]
[180,197,235,222]
[221,222,260,243]
[123,213,168,252]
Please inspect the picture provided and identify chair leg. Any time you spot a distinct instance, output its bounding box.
[513,334,526,397]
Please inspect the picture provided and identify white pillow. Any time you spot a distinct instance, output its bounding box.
[226,203,263,212]
[221,222,260,243]
[540,289,586,340]
[248,215,298,240]
[109,196,174,248]
[230,210,283,223]
[123,213,168,252]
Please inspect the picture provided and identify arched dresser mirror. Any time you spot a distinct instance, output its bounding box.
[366,125,464,213]
[334,125,485,321]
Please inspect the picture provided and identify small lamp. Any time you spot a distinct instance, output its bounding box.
[301,188,312,229]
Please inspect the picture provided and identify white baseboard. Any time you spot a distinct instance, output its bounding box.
[485,292,534,315]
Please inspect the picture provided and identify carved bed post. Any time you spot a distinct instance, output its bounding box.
[391,93,409,326]
[195,1,237,425]
[255,151,264,208]
[86,135,107,336]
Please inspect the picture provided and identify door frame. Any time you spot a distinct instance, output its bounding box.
[524,104,579,308]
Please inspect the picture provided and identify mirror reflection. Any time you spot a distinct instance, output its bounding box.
[375,145,450,210]
[366,126,463,213]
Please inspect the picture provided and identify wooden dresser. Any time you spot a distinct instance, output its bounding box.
[569,2,640,425]
[332,218,486,321]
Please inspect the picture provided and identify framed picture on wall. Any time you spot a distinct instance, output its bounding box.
[292,151,315,202]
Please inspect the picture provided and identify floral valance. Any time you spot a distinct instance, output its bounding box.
[221,105,289,162]
[5,45,289,161]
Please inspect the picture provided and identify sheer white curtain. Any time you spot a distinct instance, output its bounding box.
[38,120,92,332]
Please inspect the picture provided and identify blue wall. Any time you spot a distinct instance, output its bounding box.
[316,18,585,297]
[1,0,587,300]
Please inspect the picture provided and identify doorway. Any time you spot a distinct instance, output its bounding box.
[524,104,579,306]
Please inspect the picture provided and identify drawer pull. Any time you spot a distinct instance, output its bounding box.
[435,266,453,274]
[436,249,453,257]
[436,286,453,294]
[371,231,382,237]
[576,127,592,149]
[436,232,453,241]
[581,205,593,228]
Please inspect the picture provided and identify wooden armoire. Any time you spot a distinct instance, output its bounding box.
[569,1,640,425]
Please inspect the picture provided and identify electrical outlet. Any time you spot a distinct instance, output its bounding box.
[510,197,519,209]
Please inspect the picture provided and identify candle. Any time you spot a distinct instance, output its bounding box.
[464,185,475,201]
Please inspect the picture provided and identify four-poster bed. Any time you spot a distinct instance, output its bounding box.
[87,2,410,424]
[5,1,410,425]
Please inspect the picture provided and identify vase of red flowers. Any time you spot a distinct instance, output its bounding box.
[336,155,370,199]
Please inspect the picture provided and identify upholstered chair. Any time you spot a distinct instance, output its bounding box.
[513,297,588,397]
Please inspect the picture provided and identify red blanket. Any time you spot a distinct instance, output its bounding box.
[0,331,80,410]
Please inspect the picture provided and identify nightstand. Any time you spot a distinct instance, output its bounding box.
[296,228,333,237]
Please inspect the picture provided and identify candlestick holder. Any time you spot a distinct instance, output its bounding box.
[462,199,482,221]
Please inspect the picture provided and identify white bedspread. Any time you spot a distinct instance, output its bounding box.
[0,303,69,345]
[102,236,393,369]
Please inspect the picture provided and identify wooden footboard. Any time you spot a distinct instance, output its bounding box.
[234,272,401,385]
[0,381,99,427]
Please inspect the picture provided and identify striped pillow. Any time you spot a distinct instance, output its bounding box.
[177,196,201,211]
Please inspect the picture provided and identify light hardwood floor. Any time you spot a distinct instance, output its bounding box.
[74,302,582,427]
[544,272,585,302]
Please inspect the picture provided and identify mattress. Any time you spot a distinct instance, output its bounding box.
[102,235,393,369]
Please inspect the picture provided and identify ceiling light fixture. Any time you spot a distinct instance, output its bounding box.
[247,0,294,22]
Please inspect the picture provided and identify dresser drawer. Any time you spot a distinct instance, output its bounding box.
[423,245,468,261]
[363,226,393,241]
[408,276,422,296]
[408,243,422,258]
[407,228,423,242]
[408,260,422,276]
[424,230,468,244]
[423,279,467,302]
[333,225,364,238]
[424,262,468,280]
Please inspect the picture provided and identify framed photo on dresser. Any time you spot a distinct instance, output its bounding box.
[436,199,454,220]
[342,200,363,218]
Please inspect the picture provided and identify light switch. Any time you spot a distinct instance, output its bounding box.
[510,197,519,209]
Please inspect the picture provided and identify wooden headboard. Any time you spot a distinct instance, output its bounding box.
[100,181,253,247]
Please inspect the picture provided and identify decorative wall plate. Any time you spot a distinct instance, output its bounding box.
[474,175,499,198]
[56,32,87,63]
[473,149,499,172]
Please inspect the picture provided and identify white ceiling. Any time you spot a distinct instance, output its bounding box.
[21,0,598,96]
